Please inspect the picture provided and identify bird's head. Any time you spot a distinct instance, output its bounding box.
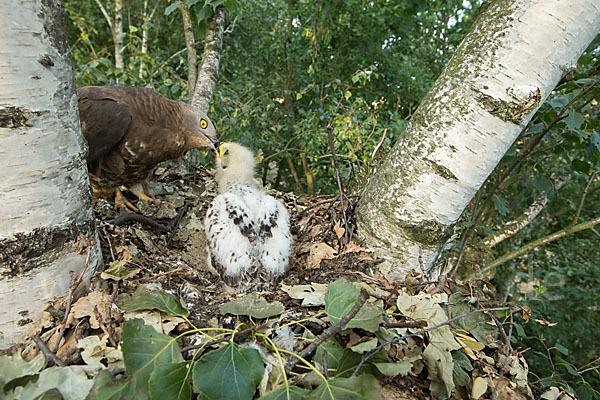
[214,142,256,192]
[183,107,220,152]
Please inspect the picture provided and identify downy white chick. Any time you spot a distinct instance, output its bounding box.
[204,143,292,286]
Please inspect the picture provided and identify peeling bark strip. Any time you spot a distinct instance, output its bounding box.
[0,0,102,348]
[356,0,600,281]
[0,220,96,277]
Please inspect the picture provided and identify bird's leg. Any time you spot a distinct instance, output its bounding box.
[114,187,139,212]
[128,182,175,208]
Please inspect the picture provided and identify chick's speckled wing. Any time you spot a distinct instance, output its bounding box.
[254,195,292,277]
[204,193,256,284]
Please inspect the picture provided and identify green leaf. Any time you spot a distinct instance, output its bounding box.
[164,0,181,15]
[493,196,509,216]
[259,385,310,400]
[296,92,303,101]
[325,279,383,333]
[314,338,344,371]
[307,374,382,400]
[149,362,192,400]
[566,110,585,130]
[547,96,569,111]
[192,343,264,400]
[89,319,184,399]
[344,90,352,100]
[533,175,553,195]
[452,361,471,387]
[350,338,378,354]
[554,343,569,356]
[590,131,600,151]
[335,348,383,378]
[219,292,284,319]
[14,366,95,400]
[117,285,188,317]
[373,361,412,377]
[571,159,590,173]
[0,352,44,388]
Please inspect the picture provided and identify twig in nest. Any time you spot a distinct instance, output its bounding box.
[383,320,428,329]
[491,310,515,400]
[180,326,257,354]
[167,203,190,247]
[94,305,118,348]
[33,335,65,367]
[352,306,512,377]
[285,288,369,375]
[109,210,171,232]
[142,266,191,282]
[326,123,350,246]
[53,239,93,353]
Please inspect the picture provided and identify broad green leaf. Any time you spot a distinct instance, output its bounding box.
[452,361,471,387]
[219,292,284,319]
[164,0,181,15]
[192,343,264,400]
[149,362,192,400]
[547,96,569,111]
[554,343,568,356]
[373,361,412,377]
[566,110,585,130]
[590,131,600,151]
[307,374,382,400]
[314,338,344,371]
[335,348,383,378]
[324,279,383,332]
[117,285,188,317]
[87,370,130,399]
[344,90,352,100]
[89,319,184,399]
[571,159,590,173]
[17,366,95,400]
[0,352,44,388]
[534,175,554,195]
[259,385,310,400]
[350,338,378,354]
[493,196,509,216]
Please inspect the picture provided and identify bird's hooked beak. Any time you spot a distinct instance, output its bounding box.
[205,135,221,154]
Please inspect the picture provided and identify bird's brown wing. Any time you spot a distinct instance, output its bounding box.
[77,86,132,165]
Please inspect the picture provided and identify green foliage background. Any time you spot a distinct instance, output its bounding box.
[64,0,600,395]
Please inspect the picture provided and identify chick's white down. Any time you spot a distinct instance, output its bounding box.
[204,143,292,284]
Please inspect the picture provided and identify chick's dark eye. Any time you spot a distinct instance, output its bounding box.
[224,149,229,156]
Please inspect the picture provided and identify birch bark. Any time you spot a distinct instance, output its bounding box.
[356,0,600,281]
[0,0,102,348]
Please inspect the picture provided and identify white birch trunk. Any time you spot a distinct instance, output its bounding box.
[356,0,600,281]
[191,5,225,113]
[0,0,102,349]
[114,0,124,70]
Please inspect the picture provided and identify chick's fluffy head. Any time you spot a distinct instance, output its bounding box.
[215,142,256,192]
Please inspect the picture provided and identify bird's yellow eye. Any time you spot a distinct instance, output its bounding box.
[200,119,208,129]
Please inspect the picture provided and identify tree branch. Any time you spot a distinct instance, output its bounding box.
[486,216,600,269]
[480,175,570,248]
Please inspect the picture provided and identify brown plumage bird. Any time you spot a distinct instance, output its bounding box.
[77,85,219,209]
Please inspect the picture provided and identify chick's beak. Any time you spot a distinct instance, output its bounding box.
[215,142,226,158]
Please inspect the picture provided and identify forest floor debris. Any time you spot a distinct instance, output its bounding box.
[1,166,565,399]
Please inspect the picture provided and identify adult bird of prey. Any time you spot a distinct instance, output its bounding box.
[204,143,292,286]
[77,85,219,210]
